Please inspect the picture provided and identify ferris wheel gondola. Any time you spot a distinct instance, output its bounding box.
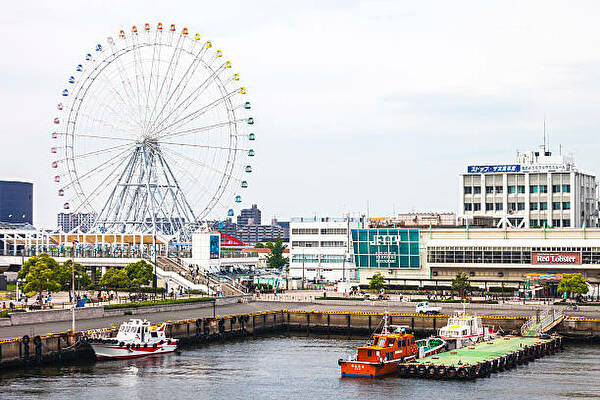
[51,22,256,236]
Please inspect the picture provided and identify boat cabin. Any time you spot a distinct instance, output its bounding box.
[356,331,417,363]
[439,313,483,338]
[116,319,166,344]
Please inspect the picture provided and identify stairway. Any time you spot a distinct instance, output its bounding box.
[521,308,565,336]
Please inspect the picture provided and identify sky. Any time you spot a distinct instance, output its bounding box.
[3,0,600,228]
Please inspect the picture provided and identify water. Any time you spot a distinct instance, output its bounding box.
[1,336,599,400]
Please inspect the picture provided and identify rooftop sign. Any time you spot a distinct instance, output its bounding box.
[467,165,520,173]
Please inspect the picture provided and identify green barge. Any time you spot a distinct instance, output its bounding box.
[398,335,563,380]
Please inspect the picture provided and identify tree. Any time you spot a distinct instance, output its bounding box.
[557,273,588,299]
[254,242,265,249]
[451,270,471,297]
[56,259,91,299]
[265,237,288,270]
[369,272,386,291]
[18,254,62,300]
[99,267,131,298]
[124,260,154,287]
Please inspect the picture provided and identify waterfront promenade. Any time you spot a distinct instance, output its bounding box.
[1,297,599,340]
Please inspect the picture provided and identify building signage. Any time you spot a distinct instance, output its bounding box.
[209,235,220,259]
[467,165,520,174]
[532,252,580,265]
[369,235,400,245]
[521,165,568,172]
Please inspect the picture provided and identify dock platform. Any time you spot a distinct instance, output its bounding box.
[398,335,562,380]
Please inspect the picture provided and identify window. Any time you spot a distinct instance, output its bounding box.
[562,184,571,193]
[552,185,561,193]
[495,186,503,193]
[552,219,561,227]
[530,219,539,227]
[552,202,561,210]
[517,202,525,211]
[320,241,346,247]
[508,202,516,211]
[517,185,525,194]
[540,202,548,210]
[473,186,481,194]
[539,185,548,193]
[291,241,319,247]
[530,202,538,210]
[485,203,493,211]
[321,228,347,235]
[529,185,538,193]
[464,203,472,211]
[486,186,494,194]
[562,202,571,210]
[473,203,481,211]
[291,228,319,235]
[464,186,472,194]
[495,203,503,211]
[508,186,516,194]
[562,219,571,227]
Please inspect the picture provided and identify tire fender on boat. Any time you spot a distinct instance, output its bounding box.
[436,366,447,377]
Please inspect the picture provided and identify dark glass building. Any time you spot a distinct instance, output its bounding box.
[0,181,33,224]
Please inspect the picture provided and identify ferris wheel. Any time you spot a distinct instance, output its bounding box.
[51,22,256,236]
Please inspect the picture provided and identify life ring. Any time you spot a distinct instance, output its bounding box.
[436,366,447,377]
[398,365,408,376]
[447,367,457,378]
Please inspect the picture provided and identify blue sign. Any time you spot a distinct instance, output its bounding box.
[209,235,220,259]
[467,164,520,174]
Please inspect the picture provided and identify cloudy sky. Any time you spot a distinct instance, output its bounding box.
[3,0,600,227]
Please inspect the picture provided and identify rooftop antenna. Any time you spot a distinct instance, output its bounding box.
[543,116,546,152]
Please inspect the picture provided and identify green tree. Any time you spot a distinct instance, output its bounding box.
[451,270,471,297]
[265,237,288,269]
[124,260,154,287]
[254,242,265,249]
[369,272,386,291]
[557,273,588,299]
[99,267,131,298]
[19,254,62,300]
[56,260,91,299]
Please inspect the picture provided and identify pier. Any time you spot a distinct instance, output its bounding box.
[0,305,597,372]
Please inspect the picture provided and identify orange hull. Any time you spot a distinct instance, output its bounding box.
[340,361,399,378]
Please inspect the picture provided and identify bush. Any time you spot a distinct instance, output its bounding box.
[104,297,214,310]
[0,309,26,318]
[315,296,365,301]
[554,301,600,306]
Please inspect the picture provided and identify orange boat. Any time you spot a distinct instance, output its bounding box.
[338,313,418,378]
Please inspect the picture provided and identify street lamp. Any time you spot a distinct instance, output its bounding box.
[75,274,82,297]
[16,278,25,302]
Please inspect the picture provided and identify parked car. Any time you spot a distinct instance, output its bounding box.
[416,301,442,314]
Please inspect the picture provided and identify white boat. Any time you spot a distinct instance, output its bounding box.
[87,319,178,360]
[438,311,496,349]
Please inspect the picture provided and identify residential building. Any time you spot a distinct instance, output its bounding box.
[237,204,261,226]
[57,212,97,233]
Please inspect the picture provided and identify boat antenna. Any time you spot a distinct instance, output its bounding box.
[382,309,389,334]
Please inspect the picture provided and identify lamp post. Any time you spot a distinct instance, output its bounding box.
[75,274,82,297]
[71,239,78,332]
[16,278,25,302]
[301,248,305,290]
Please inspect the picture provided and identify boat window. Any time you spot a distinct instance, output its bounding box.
[151,332,158,338]
[377,338,386,347]
[367,350,372,357]
[411,337,414,345]
[388,340,394,347]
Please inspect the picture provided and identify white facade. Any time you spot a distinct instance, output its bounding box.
[288,217,356,282]
[190,232,221,271]
[460,148,598,228]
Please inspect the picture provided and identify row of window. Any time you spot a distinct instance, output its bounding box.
[465,201,571,212]
[464,184,571,195]
[291,228,348,235]
[291,241,346,247]
[291,254,346,263]
[529,219,571,227]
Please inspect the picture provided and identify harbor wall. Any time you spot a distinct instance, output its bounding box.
[0,310,598,372]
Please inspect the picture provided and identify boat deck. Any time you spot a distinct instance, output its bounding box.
[414,336,547,366]
[398,335,562,379]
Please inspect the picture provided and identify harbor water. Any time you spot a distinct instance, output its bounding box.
[0,336,599,400]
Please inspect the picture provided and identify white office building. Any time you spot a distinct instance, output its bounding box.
[288,217,357,282]
[460,147,598,228]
